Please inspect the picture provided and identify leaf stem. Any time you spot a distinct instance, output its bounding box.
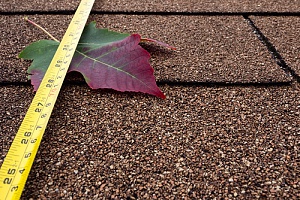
[140,38,176,50]
[24,17,59,42]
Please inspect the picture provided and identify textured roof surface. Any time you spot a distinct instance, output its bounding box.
[0,15,290,83]
[0,0,299,199]
[1,0,300,12]
[251,16,300,76]
[1,85,299,199]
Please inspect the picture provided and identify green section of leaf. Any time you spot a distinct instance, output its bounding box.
[19,40,58,74]
[77,21,130,47]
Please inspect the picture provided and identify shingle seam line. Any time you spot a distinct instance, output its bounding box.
[0,10,300,16]
[244,15,300,83]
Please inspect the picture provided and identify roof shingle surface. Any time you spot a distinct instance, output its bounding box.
[0,0,299,199]
[251,16,300,76]
[1,0,300,12]
[0,15,290,83]
[1,85,299,199]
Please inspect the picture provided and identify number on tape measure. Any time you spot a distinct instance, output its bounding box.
[0,0,95,199]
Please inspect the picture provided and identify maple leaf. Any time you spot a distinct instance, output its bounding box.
[19,21,170,99]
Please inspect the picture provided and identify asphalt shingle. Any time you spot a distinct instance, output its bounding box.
[0,15,290,83]
[93,0,300,12]
[1,0,299,199]
[251,16,300,77]
[1,0,299,12]
[0,84,299,199]
[0,0,79,12]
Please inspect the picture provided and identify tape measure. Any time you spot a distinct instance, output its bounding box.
[0,0,95,199]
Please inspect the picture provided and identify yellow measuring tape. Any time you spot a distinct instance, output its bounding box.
[0,0,95,199]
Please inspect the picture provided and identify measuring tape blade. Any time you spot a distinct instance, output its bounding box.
[0,0,95,199]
